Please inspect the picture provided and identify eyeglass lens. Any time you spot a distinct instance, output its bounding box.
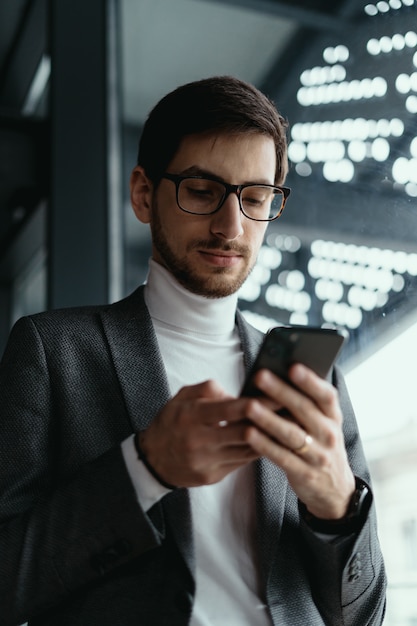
[177,178,284,220]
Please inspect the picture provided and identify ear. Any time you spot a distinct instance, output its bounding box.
[130,166,153,224]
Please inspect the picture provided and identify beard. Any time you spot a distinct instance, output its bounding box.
[149,199,255,298]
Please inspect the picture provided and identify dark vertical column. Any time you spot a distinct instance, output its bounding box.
[49,0,122,308]
[0,287,10,354]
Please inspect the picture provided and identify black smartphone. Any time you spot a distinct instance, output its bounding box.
[241,326,348,397]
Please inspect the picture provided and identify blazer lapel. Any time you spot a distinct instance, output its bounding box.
[100,286,171,432]
[237,313,288,586]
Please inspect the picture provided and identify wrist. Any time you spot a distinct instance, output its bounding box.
[134,431,177,491]
[299,477,372,535]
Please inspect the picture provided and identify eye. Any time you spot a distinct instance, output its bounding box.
[184,179,217,197]
[242,186,271,206]
[178,178,224,212]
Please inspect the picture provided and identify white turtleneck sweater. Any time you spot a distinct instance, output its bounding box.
[122,260,271,625]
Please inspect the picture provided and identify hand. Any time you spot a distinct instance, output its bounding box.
[244,364,356,520]
[139,380,259,488]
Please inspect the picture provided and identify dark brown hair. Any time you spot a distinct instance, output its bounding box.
[137,75,288,185]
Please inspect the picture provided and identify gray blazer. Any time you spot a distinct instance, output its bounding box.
[0,286,386,625]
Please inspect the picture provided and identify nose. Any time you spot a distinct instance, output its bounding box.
[209,192,244,241]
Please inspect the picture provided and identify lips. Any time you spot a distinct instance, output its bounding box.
[198,249,242,267]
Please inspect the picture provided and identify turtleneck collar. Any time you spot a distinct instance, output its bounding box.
[144,259,238,336]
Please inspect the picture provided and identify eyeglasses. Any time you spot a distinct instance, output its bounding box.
[162,173,291,222]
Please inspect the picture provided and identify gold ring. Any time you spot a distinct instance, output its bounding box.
[292,433,313,456]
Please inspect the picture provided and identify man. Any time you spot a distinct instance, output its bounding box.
[0,76,386,625]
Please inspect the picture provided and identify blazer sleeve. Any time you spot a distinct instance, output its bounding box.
[299,366,387,625]
[0,316,165,625]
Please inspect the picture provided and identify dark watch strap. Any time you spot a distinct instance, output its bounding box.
[134,431,177,491]
[299,477,372,535]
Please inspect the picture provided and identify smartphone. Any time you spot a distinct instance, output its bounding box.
[241,325,348,397]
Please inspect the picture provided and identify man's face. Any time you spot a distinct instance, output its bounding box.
[145,133,276,298]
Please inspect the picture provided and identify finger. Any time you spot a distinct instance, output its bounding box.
[244,399,316,454]
[289,364,343,423]
[245,425,307,471]
[250,370,318,428]
[196,397,259,427]
[252,368,341,440]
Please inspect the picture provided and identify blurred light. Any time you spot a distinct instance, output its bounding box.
[361,78,374,99]
[288,141,307,163]
[348,140,367,162]
[295,162,312,177]
[270,234,301,253]
[390,118,404,136]
[297,87,311,106]
[394,251,409,273]
[365,0,412,11]
[405,31,417,48]
[315,279,344,301]
[308,257,321,279]
[372,137,390,161]
[337,45,349,62]
[406,95,417,112]
[376,119,390,136]
[380,249,395,270]
[22,54,51,116]
[395,73,410,93]
[289,313,309,325]
[265,284,311,313]
[331,65,346,81]
[297,77,387,106]
[407,253,417,275]
[405,182,417,196]
[284,235,301,253]
[392,275,405,292]
[380,35,393,52]
[322,161,339,182]
[351,286,385,311]
[322,301,362,329]
[257,246,282,270]
[392,157,410,184]
[392,33,405,50]
[339,159,355,182]
[376,293,389,307]
[300,70,311,86]
[294,292,312,313]
[367,38,380,55]
[323,47,337,64]
[250,265,271,285]
[414,51,417,67]
[291,123,302,141]
[410,136,417,157]
[300,65,347,87]
[409,158,417,183]
[286,270,305,291]
[373,77,388,96]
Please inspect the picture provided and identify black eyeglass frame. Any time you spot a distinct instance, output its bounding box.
[162,172,291,222]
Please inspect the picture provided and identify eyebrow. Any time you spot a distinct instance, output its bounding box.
[177,165,274,186]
